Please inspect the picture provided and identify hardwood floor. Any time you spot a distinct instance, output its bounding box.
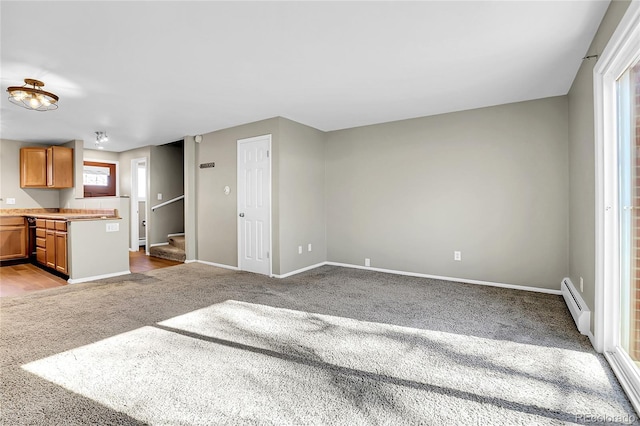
[0,263,67,297]
[129,247,182,273]
[0,248,182,297]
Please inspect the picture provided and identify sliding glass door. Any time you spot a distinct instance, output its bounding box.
[619,60,640,366]
[596,1,640,412]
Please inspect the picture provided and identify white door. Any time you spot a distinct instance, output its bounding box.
[237,134,271,275]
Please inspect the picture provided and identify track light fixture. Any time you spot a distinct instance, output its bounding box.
[95,131,108,149]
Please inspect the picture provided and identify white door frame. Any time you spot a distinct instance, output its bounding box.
[130,157,148,252]
[237,134,272,276]
[594,0,640,413]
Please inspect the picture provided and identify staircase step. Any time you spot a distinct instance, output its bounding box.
[168,235,185,250]
[149,244,185,262]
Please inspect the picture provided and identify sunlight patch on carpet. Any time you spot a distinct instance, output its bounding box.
[22,300,629,424]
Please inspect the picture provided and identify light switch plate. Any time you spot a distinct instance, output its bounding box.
[106,223,119,232]
[6,198,15,205]
[157,193,163,201]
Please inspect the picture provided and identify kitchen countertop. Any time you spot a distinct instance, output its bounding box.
[28,213,120,221]
[0,209,120,221]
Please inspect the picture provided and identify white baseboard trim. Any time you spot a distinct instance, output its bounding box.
[191,258,561,296]
[67,270,131,284]
[272,262,328,279]
[167,232,185,237]
[128,248,137,252]
[325,261,562,295]
[149,242,169,248]
[184,259,197,264]
[587,330,597,349]
[196,260,240,271]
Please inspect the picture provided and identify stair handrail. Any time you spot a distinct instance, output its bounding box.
[151,194,185,212]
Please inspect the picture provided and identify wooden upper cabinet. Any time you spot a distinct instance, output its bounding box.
[20,146,73,188]
[47,146,73,188]
[20,147,47,187]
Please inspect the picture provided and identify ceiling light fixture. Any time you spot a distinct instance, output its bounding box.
[7,78,59,111]
[95,131,108,149]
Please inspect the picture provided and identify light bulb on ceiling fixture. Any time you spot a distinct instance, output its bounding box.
[29,97,41,109]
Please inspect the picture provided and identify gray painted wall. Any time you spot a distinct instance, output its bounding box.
[195,117,327,276]
[278,118,326,274]
[139,201,146,239]
[84,149,119,163]
[59,140,84,203]
[196,118,280,270]
[184,136,197,261]
[149,142,184,245]
[68,211,129,281]
[568,0,631,332]
[118,146,151,197]
[117,146,150,248]
[0,139,61,209]
[326,97,569,290]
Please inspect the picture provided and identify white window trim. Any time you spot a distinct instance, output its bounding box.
[594,0,640,414]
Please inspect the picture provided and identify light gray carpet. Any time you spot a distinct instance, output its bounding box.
[1,263,637,425]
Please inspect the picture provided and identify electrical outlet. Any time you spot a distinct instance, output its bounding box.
[6,198,15,205]
[454,251,462,261]
[298,245,303,254]
[365,258,370,267]
[308,243,312,252]
[106,223,119,232]
[580,277,584,292]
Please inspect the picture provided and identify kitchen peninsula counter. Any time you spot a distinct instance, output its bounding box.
[0,208,129,284]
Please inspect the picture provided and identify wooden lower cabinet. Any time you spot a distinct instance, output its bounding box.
[36,219,68,275]
[0,217,28,261]
[35,224,46,264]
[45,229,56,269]
[55,231,68,274]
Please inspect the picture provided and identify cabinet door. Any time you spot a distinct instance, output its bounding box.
[55,231,67,274]
[45,230,56,269]
[0,218,27,260]
[20,148,47,187]
[35,226,46,265]
[48,146,73,188]
[36,247,46,264]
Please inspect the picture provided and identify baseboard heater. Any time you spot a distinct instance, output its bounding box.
[561,277,590,335]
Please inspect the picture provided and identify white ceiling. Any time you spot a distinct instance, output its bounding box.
[0,1,610,152]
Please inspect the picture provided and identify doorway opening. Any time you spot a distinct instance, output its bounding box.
[131,158,148,253]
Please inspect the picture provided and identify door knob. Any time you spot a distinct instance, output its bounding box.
[239,213,245,217]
